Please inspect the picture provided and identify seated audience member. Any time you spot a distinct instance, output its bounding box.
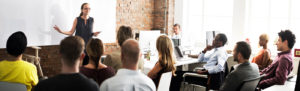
[80,38,115,86]
[252,34,272,70]
[187,33,228,90]
[219,41,260,91]
[0,31,38,91]
[148,35,176,87]
[258,30,296,90]
[100,39,156,91]
[172,24,181,39]
[103,26,144,72]
[34,36,99,91]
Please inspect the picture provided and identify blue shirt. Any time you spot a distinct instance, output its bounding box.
[198,46,228,74]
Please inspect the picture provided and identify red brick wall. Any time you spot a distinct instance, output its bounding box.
[117,0,155,31]
[153,0,174,34]
[0,0,174,78]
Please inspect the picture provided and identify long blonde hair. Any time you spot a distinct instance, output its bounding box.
[156,35,176,75]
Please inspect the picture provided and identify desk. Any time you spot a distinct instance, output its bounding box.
[143,56,199,74]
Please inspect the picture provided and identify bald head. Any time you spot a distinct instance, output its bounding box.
[121,39,140,67]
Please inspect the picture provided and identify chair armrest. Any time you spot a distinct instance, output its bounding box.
[183,73,208,78]
[193,67,205,72]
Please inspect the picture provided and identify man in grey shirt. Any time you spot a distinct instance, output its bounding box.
[219,41,260,91]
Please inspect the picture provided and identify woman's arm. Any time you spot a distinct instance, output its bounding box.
[261,50,271,68]
[147,62,162,79]
[53,18,77,35]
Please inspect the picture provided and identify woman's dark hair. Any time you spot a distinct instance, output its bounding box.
[79,3,89,17]
[278,30,296,49]
[86,38,104,69]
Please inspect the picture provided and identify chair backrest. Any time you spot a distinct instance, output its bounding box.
[224,56,238,77]
[226,56,237,72]
[157,72,172,91]
[0,81,27,91]
[239,76,262,91]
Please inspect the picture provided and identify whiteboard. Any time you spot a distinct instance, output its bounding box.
[0,0,116,48]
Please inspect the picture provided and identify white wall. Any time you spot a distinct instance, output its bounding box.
[0,0,116,48]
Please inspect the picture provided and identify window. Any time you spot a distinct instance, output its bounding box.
[245,0,300,55]
[179,0,233,53]
[176,0,299,55]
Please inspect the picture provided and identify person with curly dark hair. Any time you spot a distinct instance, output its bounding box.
[258,30,296,90]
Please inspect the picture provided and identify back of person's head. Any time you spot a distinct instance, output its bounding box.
[86,38,104,69]
[278,30,296,49]
[117,26,134,46]
[121,39,140,66]
[6,31,27,57]
[60,36,85,67]
[235,41,252,60]
[216,33,227,46]
[259,34,269,42]
[156,35,176,74]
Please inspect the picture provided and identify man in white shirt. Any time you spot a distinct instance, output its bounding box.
[100,39,156,91]
[172,24,181,39]
[187,33,228,90]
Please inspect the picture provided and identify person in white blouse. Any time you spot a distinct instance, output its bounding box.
[100,39,156,91]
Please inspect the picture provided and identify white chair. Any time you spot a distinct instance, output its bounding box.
[0,81,27,91]
[157,72,173,91]
[225,56,237,72]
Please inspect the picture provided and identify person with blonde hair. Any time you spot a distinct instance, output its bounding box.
[148,35,176,87]
[80,38,115,86]
[252,34,272,70]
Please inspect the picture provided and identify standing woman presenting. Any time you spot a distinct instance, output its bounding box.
[54,3,100,65]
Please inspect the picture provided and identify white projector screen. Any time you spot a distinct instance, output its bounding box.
[0,0,116,48]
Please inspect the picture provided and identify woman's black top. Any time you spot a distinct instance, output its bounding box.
[75,16,94,45]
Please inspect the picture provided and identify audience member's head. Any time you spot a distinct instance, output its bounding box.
[276,30,296,51]
[156,35,176,74]
[213,33,227,47]
[117,26,134,46]
[233,41,252,63]
[60,36,85,67]
[259,34,269,47]
[6,31,27,57]
[121,39,140,69]
[173,24,181,35]
[86,38,104,69]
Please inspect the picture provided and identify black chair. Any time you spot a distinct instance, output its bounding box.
[182,56,235,91]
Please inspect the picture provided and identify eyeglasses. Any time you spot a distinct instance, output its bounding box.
[83,8,91,10]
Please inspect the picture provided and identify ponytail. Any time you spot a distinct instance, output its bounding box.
[86,38,104,69]
[79,12,83,17]
[79,3,88,17]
